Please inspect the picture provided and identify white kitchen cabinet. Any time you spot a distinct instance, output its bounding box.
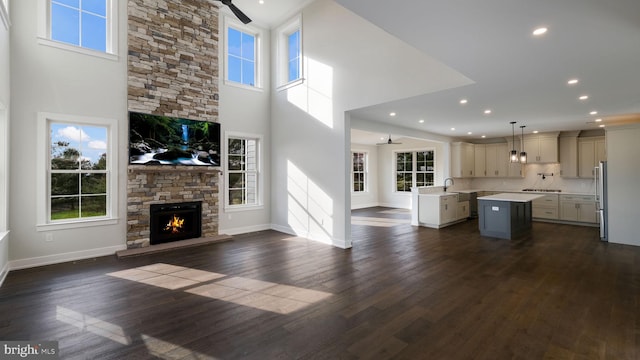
[506,139,524,178]
[485,143,509,177]
[474,144,486,177]
[457,201,470,219]
[523,133,559,163]
[559,135,578,177]
[418,194,464,228]
[578,136,606,178]
[451,142,475,178]
[559,194,598,223]
[532,194,559,220]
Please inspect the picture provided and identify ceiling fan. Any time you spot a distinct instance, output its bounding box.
[214,0,252,24]
[377,135,402,145]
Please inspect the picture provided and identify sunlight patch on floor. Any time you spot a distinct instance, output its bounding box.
[56,306,131,345]
[142,334,219,360]
[107,264,333,315]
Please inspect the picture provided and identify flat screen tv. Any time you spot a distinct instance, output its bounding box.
[129,111,220,166]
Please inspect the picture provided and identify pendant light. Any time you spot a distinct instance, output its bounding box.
[509,121,519,163]
[519,125,527,163]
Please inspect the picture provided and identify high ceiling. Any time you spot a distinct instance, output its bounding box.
[225,0,640,143]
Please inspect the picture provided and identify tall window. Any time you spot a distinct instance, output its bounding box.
[49,122,109,220]
[396,150,435,192]
[51,0,107,51]
[37,113,117,229]
[227,26,256,87]
[352,152,367,192]
[227,135,260,208]
[276,15,303,89]
[287,29,301,83]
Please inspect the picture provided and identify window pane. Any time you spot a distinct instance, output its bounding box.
[51,173,79,196]
[81,13,106,52]
[81,173,106,194]
[228,155,244,171]
[228,28,241,57]
[51,124,84,170]
[241,32,255,60]
[82,0,106,16]
[53,0,80,7]
[229,173,245,189]
[288,59,300,82]
[51,196,80,220]
[81,195,107,217]
[228,56,242,83]
[288,31,299,62]
[229,189,245,205]
[51,3,80,46]
[242,60,255,86]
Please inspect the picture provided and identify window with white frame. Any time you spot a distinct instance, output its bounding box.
[276,15,303,89]
[226,134,261,208]
[226,25,258,87]
[395,150,435,192]
[37,113,118,229]
[38,0,117,56]
[352,152,367,192]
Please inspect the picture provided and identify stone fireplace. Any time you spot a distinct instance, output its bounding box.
[125,0,220,249]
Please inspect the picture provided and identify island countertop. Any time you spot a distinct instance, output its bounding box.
[477,193,545,202]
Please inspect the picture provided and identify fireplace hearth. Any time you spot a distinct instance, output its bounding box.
[150,202,202,245]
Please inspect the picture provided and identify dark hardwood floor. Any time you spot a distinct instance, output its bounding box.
[1,207,639,359]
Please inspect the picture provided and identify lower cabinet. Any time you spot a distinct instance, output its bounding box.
[559,195,598,223]
[418,194,467,228]
[532,194,559,220]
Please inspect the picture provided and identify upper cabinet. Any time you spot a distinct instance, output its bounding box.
[474,144,486,177]
[485,143,510,177]
[522,133,559,163]
[450,142,475,178]
[578,136,606,178]
[559,135,579,177]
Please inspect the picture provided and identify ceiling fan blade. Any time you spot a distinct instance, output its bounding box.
[227,2,252,24]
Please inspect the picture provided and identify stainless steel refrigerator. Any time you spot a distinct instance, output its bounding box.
[596,161,608,241]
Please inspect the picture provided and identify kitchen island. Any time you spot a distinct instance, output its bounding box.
[477,193,544,239]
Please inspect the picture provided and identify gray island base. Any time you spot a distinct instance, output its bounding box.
[477,193,544,240]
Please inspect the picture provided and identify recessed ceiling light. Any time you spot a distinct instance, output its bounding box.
[579,95,589,101]
[595,118,603,122]
[484,109,492,114]
[481,135,486,138]
[259,0,264,3]
[460,99,468,105]
[389,112,396,117]
[567,79,579,85]
[467,132,473,135]
[380,137,385,140]
[533,27,548,36]
[419,119,425,123]
[599,124,605,128]
[533,130,539,134]
[451,128,456,131]
[590,111,598,115]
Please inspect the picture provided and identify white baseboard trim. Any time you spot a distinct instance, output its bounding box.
[220,224,272,236]
[270,224,351,249]
[9,244,127,271]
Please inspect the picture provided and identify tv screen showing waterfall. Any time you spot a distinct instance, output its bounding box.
[128,112,221,166]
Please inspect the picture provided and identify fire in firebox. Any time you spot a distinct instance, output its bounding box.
[164,215,185,234]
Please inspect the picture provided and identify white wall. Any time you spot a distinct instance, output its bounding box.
[0,0,10,284]
[606,124,640,246]
[270,0,469,248]
[8,0,128,267]
[350,144,378,209]
[218,17,272,235]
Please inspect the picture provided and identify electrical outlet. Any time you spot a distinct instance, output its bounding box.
[45,233,54,242]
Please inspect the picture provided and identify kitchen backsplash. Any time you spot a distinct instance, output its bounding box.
[452,163,595,194]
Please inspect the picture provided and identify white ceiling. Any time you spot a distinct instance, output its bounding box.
[222,0,640,143]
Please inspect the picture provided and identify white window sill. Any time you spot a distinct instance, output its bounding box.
[37,217,119,232]
[276,78,305,92]
[37,37,119,61]
[223,80,264,92]
[224,205,264,213]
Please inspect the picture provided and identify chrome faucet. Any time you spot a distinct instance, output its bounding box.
[444,177,454,192]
